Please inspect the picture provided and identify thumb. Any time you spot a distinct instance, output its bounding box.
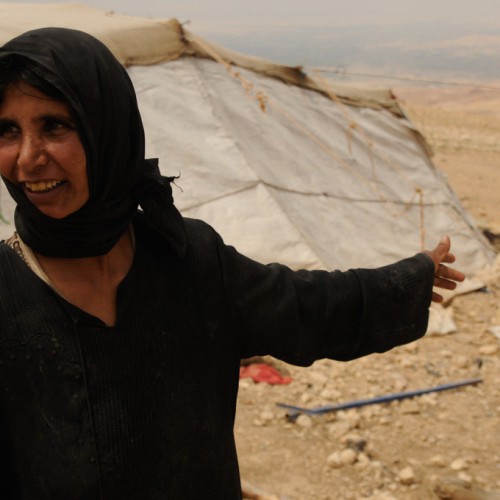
[435,234,451,261]
[424,235,451,272]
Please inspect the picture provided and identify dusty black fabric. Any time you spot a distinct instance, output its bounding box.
[0,28,186,257]
[0,216,241,500]
[0,214,434,499]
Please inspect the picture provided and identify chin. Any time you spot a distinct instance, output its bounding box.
[37,203,86,220]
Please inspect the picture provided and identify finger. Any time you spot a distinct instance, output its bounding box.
[431,291,444,303]
[441,253,456,264]
[433,277,458,290]
[436,265,465,282]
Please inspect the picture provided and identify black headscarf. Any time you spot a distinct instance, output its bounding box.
[0,28,187,258]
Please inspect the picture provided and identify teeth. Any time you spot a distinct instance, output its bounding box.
[24,180,64,193]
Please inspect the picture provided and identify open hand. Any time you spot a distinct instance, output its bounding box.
[423,235,466,303]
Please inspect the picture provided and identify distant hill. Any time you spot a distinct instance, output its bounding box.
[204,22,500,83]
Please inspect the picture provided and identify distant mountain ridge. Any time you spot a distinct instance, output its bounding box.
[203,22,500,83]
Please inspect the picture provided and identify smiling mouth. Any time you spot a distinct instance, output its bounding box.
[23,180,66,193]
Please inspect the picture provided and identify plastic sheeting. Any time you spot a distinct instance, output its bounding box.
[129,58,494,273]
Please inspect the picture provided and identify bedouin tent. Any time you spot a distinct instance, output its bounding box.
[0,3,495,280]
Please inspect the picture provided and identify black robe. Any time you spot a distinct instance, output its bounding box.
[0,214,434,499]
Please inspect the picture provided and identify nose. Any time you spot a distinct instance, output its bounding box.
[17,135,48,173]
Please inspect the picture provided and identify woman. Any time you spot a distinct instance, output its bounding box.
[0,28,464,499]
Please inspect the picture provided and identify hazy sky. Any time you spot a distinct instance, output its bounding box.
[6,0,500,79]
[15,0,500,33]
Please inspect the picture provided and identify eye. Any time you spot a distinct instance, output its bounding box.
[43,117,75,136]
[0,120,19,140]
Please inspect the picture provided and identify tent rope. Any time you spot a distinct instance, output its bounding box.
[418,188,425,250]
[188,34,428,242]
[312,70,425,197]
[180,180,448,214]
[189,37,386,194]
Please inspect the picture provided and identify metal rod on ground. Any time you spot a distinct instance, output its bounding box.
[276,378,483,420]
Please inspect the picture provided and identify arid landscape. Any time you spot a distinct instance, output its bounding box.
[235,84,500,500]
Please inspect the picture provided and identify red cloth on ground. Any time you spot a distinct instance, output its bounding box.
[239,363,292,384]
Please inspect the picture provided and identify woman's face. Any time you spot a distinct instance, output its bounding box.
[0,81,88,219]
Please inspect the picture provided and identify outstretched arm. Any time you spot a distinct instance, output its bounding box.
[423,235,465,303]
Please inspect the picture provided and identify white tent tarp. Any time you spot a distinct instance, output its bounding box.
[0,3,495,276]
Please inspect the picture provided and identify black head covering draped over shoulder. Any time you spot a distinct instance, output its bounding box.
[0,28,187,258]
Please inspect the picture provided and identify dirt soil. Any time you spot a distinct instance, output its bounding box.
[235,85,500,500]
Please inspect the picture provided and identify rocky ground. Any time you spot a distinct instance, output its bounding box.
[235,85,500,500]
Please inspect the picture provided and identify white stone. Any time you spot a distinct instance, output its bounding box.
[457,472,473,487]
[339,448,357,465]
[450,458,468,471]
[455,355,469,369]
[419,394,438,407]
[398,466,416,485]
[239,378,252,389]
[300,392,313,404]
[479,343,499,355]
[328,421,351,437]
[326,451,342,469]
[260,410,274,422]
[320,388,341,401]
[429,455,447,467]
[392,376,408,391]
[296,414,313,428]
[356,452,370,467]
[341,410,361,428]
[308,371,329,386]
[341,432,364,447]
